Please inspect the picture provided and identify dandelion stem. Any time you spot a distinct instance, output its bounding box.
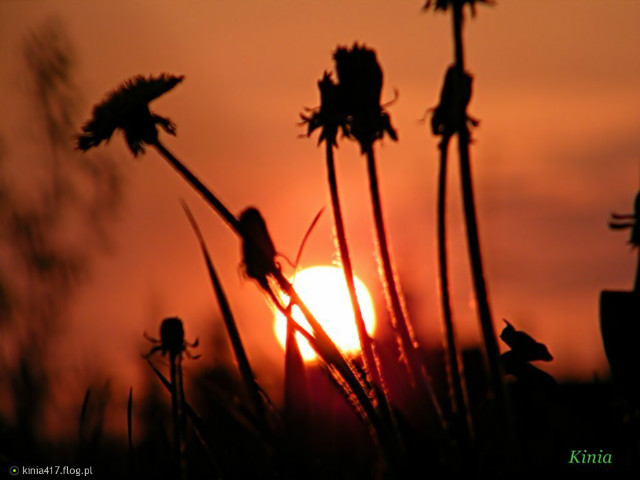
[152,140,240,232]
[127,387,134,476]
[450,1,506,416]
[364,145,447,434]
[169,352,187,480]
[437,138,473,442]
[326,140,404,461]
[326,143,390,403]
[447,1,521,471]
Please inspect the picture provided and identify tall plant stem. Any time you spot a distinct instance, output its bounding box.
[326,144,391,407]
[152,141,240,232]
[449,4,521,471]
[170,353,187,480]
[365,146,447,433]
[451,2,505,411]
[437,138,473,442]
[325,141,401,454]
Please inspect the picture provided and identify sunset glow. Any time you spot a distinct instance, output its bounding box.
[273,266,376,361]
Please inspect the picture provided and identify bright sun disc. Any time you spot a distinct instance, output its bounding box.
[273,265,376,362]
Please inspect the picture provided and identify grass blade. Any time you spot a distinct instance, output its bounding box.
[181,202,271,433]
[284,310,310,430]
[79,388,91,445]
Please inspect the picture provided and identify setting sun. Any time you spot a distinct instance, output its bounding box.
[273,265,376,361]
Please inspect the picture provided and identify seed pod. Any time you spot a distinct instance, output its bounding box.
[160,317,186,356]
[239,207,279,292]
[431,65,473,138]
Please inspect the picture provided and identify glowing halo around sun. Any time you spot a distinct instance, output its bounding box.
[273,265,376,362]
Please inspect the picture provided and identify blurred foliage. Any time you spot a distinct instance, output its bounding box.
[0,17,123,447]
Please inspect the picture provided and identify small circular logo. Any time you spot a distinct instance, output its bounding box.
[9,466,19,476]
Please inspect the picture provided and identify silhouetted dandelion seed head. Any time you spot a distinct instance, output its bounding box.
[239,207,279,291]
[145,316,199,358]
[302,43,396,152]
[77,74,184,156]
[301,72,347,146]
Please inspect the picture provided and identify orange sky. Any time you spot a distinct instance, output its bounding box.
[1,0,639,435]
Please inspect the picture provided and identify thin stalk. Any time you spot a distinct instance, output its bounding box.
[365,146,448,434]
[79,389,90,446]
[147,140,392,460]
[451,1,507,415]
[437,138,473,441]
[127,387,133,454]
[127,387,134,477]
[449,2,521,472]
[182,204,269,431]
[169,353,187,480]
[152,141,240,232]
[146,359,221,479]
[325,142,394,419]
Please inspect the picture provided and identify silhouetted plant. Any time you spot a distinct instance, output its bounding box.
[500,321,553,364]
[424,0,512,438]
[145,317,199,480]
[500,321,556,393]
[424,0,494,17]
[609,191,640,291]
[0,20,122,452]
[429,65,475,444]
[302,65,397,446]
[77,77,398,470]
[77,74,183,156]
[237,207,398,468]
[602,191,640,408]
[311,44,446,435]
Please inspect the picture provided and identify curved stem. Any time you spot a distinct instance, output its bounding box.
[450,2,520,471]
[451,3,505,411]
[437,138,473,440]
[152,141,240,232]
[365,146,447,434]
[326,143,391,403]
[326,141,402,457]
